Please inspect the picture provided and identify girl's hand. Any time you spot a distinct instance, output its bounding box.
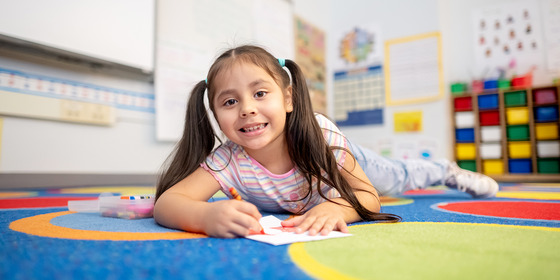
[202,200,263,238]
[281,202,349,236]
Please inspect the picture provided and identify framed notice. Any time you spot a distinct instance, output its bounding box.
[384,32,443,106]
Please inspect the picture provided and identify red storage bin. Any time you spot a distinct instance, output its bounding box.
[472,80,484,94]
[533,88,557,105]
[479,110,500,126]
[454,96,472,111]
[511,75,532,88]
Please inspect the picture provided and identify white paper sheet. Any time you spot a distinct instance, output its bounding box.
[245,215,352,246]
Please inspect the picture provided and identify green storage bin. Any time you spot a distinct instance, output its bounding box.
[498,79,510,89]
[504,90,527,107]
[451,83,467,96]
[458,160,477,172]
[538,158,560,173]
[507,125,530,141]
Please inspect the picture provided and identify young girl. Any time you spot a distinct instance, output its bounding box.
[154,45,498,238]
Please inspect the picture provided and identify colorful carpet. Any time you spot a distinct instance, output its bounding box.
[1,183,559,279]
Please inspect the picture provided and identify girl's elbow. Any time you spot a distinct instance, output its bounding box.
[152,194,177,228]
[152,198,166,225]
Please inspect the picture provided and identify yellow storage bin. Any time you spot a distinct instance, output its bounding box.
[506,107,529,125]
[508,141,532,158]
[456,143,476,160]
[483,159,504,175]
[535,123,558,140]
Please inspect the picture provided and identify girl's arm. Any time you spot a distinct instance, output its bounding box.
[281,155,380,235]
[153,167,263,238]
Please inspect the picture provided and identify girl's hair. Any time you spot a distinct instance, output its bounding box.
[155,45,401,223]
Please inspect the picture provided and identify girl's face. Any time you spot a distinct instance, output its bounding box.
[212,62,293,155]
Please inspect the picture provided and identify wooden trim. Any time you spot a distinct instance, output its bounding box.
[490,174,560,182]
[0,173,157,189]
[526,88,538,173]
[472,91,482,172]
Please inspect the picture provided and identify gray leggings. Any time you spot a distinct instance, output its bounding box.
[348,141,450,196]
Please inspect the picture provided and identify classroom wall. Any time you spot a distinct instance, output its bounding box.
[0,0,328,176]
[329,0,558,161]
[328,0,451,160]
[1,0,555,178]
[441,0,557,86]
[0,49,174,174]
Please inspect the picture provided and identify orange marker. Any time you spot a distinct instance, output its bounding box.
[229,187,242,201]
[229,187,265,234]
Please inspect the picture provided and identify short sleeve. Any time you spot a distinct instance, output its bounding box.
[200,141,244,198]
[315,114,348,168]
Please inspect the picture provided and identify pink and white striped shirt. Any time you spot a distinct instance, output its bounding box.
[201,114,347,213]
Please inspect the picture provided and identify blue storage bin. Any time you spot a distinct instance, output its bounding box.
[534,106,558,122]
[508,159,532,173]
[478,94,499,110]
[455,128,475,142]
[483,79,498,90]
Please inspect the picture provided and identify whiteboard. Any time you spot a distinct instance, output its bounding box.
[0,0,155,73]
[155,0,294,141]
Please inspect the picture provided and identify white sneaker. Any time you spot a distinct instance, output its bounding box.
[444,162,499,198]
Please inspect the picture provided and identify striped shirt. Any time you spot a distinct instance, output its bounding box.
[201,114,347,213]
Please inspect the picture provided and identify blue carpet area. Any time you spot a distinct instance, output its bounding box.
[1,208,305,280]
[1,184,559,280]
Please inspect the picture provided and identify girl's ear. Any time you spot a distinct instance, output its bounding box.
[285,86,294,113]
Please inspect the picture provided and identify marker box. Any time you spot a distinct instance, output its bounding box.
[68,193,154,219]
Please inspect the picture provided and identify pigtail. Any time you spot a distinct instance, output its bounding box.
[155,81,217,200]
[284,59,401,223]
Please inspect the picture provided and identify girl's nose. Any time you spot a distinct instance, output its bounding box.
[240,101,257,117]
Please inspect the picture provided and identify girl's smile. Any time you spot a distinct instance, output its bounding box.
[239,123,267,133]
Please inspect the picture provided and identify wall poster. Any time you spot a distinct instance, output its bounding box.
[294,16,327,114]
[472,0,544,79]
[333,24,384,126]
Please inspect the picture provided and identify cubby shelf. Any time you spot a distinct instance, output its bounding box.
[450,84,560,182]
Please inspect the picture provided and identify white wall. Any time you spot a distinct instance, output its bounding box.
[293,0,331,30]
[0,49,174,174]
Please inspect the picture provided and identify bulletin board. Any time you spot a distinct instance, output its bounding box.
[155,0,295,141]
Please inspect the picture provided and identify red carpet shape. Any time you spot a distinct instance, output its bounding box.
[0,197,95,209]
[437,201,560,220]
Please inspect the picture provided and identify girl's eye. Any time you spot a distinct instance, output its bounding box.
[223,99,237,106]
[254,91,267,98]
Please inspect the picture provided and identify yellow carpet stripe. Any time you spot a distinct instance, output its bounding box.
[59,186,155,195]
[496,191,560,200]
[289,243,358,280]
